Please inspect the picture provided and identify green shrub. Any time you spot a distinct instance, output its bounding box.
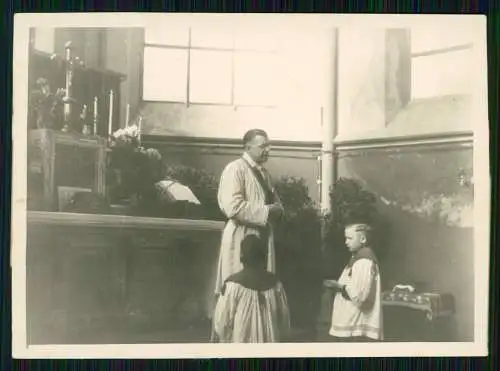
[273,176,323,331]
[323,177,382,277]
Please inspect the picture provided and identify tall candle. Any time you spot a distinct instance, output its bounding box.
[108,90,114,136]
[93,96,98,118]
[125,104,130,127]
[93,97,98,136]
[138,116,142,143]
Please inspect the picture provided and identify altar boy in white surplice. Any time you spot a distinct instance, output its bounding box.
[327,223,383,342]
[213,235,291,343]
[214,129,284,298]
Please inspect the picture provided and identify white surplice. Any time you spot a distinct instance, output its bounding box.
[213,280,291,343]
[214,153,282,296]
[329,257,383,340]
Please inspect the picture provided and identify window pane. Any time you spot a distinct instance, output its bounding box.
[234,28,277,51]
[411,25,474,54]
[411,48,473,99]
[234,52,279,106]
[144,24,189,46]
[33,28,55,53]
[189,50,233,104]
[190,26,233,49]
[142,47,188,102]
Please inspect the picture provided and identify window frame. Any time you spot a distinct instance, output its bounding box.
[410,41,474,100]
[142,26,279,108]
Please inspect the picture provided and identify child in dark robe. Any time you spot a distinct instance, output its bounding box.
[212,234,290,343]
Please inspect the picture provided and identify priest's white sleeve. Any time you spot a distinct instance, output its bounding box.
[218,162,269,226]
[344,259,376,308]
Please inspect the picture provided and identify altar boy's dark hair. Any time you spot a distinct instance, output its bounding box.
[240,234,267,267]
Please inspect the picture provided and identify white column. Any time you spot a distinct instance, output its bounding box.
[320,28,338,213]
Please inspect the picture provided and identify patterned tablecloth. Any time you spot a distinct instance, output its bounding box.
[381,290,455,321]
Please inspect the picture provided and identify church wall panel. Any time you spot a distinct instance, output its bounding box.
[142,135,322,204]
[336,141,474,341]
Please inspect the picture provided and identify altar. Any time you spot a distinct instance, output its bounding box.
[24,36,230,345]
[26,211,224,344]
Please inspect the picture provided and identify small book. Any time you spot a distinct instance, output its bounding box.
[156,180,201,205]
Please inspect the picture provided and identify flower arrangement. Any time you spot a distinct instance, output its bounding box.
[28,77,66,129]
[107,124,164,205]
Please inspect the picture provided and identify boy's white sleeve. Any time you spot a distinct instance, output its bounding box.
[344,259,376,307]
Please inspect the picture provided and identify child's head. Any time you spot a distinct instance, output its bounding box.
[344,223,372,253]
[240,234,267,268]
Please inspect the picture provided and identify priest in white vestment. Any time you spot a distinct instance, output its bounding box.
[214,129,284,298]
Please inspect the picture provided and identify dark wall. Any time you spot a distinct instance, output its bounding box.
[143,136,322,204]
[337,143,474,341]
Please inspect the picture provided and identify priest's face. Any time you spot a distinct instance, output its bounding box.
[247,134,271,164]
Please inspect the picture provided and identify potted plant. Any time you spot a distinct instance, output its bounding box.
[28,77,65,130]
[107,124,163,212]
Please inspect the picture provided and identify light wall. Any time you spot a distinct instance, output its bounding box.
[139,27,336,142]
[336,24,476,141]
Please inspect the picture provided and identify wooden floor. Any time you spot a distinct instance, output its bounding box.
[32,322,318,345]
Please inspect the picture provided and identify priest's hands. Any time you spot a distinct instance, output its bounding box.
[324,279,344,290]
[268,203,284,223]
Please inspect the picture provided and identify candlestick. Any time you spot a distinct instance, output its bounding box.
[61,41,75,132]
[81,104,93,136]
[108,90,114,136]
[81,104,88,120]
[125,104,130,128]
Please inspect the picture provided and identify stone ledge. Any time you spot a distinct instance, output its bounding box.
[27,211,225,232]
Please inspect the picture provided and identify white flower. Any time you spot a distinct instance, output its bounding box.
[112,124,141,140]
[124,124,139,137]
[112,128,125,138]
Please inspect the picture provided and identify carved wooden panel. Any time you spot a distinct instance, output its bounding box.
[28,129,107,211]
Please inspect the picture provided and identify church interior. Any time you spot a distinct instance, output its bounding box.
[25,22,476,345]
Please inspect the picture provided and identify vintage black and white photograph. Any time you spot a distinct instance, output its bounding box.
[11,13,489,358]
